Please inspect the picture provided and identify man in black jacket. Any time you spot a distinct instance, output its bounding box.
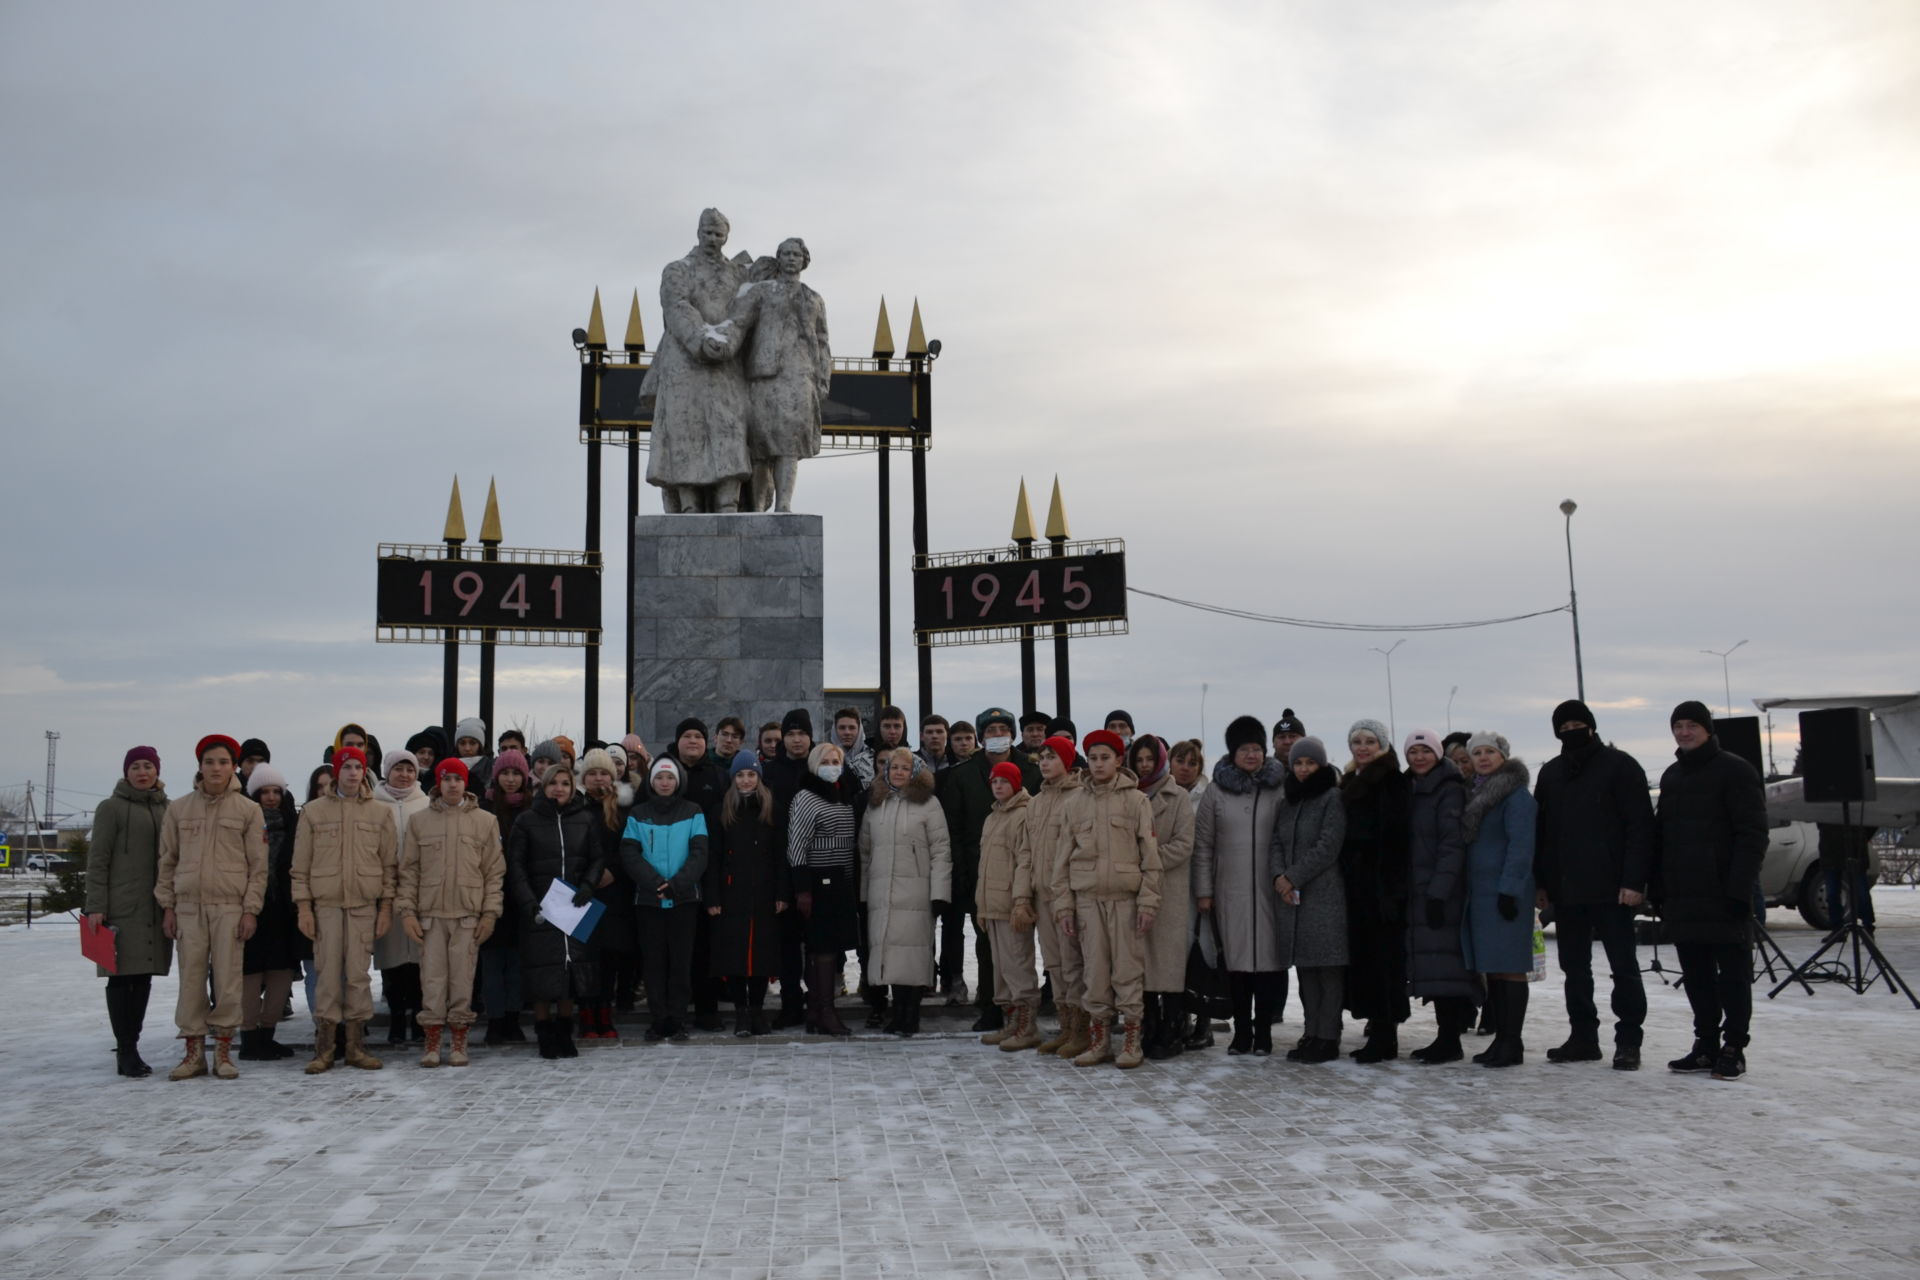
[671,719,730,1030]
[1654,701,1768,1081]
[941,707,1042,1029]
[1533,698,1656,1070]
[760,709,815,1027]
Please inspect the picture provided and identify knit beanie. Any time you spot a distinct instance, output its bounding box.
[239,737,271,763]
[1082,729,1126,759]
[1019,710,1051,730]
[579,748,618,780]
[1670,700,1714,731]
[1403,729,1445,760]
[1042,735,1078,764]
[729,749,762,777]
[246,763,289,796]
[649,756,682,786]
[621,733,647,757]
[1272,709,1305,738]
[1348,719,1390,749]
[405,729,442,755]
[1224,715,1266,754]
[782,708,814,737]
[491,748,530,779]
[1103,709,1134,732]
[1551,699,1596,734]
[552,736,577,761]
[382,748,418,777]
[1047,717,1077,740]
[989,761,1025,791]
[674,717,709,743]
[1466,730,1511,758]
[434,758,470,785]
[1288,737,1329,768]
[530,740,565,768]
[454,717,487,746]
[606,744,628,773]
[333,746,368,774]
[123,746,161,776]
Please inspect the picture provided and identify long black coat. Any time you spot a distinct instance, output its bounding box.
[1534,737,1654,906]
[506,794,605,1002]
[1404,760,1476,1001]
[704,803,788,978]
[1341,751,1412,1023]
[244,804,312,972]
[1653,739,1768,944]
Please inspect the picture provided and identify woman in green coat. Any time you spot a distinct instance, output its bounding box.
[85,746,174,1078]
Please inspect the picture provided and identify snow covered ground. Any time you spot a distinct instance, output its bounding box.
[2,898,1917,1279]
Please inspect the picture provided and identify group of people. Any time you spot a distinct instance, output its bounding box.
[83,694,1769,1083]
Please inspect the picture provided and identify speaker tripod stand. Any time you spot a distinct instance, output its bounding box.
[1769,803,1918,1007]
[1752,919,1808,993]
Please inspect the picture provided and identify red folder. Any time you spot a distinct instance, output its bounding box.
[80,915,118,974]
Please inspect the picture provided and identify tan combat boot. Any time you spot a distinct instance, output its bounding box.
[1055,1006,1093,1060]
[211,1034,240,1079]
[980,1005,1014,1046]
[1036,1005,1071,1055]
[448,1024,470,1067]
[999,1002,1042,1052]
[1072,1016,1113,1067]
[305,1019,337,1074]
[168,1036,208,1081]
[343,1021,383,1070]
[420,1024,443,1068]
[1115,1020,1145,1069]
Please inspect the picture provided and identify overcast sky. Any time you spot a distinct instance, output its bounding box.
[4,1,1916,820]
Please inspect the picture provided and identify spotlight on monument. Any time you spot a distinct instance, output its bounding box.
[571,327,589,350]
[927,338,943,359]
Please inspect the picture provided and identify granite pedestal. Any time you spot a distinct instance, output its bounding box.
[630,513,825,748]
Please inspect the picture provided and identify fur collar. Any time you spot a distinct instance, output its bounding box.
[1211,755,1286,796]
[1340,749,1402,804]
[1462,757,1530,840]
[868,760,937,807]
[1283,764,1338,804]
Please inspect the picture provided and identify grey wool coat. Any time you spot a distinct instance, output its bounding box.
[1142,774,1196,992]
[86,780,174,978]
[1268,765,1348,968]
[1405,759,1478,1001]
[858,765,953,988]
[1192,756,1288,973]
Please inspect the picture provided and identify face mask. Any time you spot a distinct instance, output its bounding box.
[816,764,843,783]
[1555,727,1592,745]
[983,736,1012,755]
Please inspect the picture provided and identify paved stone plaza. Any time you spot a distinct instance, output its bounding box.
[1,900,1916,1279]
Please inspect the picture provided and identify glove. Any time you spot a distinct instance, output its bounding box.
[403,914,425,944]
[296,905,316,941]
[571,884,594,907]
[795,891,814,919]
[1425,898,1447,930]
[1011,900,1037,932]
[474,915,495,945]
[931,899,950,916]
[1496,893,1519,921]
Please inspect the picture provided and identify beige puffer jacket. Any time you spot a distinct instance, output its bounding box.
[292,785,398,909]
[1027,770,1085,905]
[975,788,1034,922]
[1052,768,1163,910]
[399,795,506,921]
[858,767,953,988]
[1143,774,1197,990]
[155,777,267,913]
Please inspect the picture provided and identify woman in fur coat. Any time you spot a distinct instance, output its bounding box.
[1459,730,1537,1069]
[1340,719,1411,1063]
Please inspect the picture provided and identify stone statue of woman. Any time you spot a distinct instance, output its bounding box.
[730,237,831,513]
[641,208,753,513]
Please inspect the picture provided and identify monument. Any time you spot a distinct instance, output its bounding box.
[629,208,830,743]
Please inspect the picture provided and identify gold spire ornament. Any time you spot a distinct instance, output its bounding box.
[1011,478,1037,542]
[443,476,468,542]
[479,478,503,544]
[1045,476,1070,540]
[872,298,895,358]
[585,287,607,349]
[624,289,646,351]
[905,299,927,356]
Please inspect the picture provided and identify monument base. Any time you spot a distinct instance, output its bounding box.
[630,513,825,749]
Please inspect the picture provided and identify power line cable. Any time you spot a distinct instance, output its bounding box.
[1127,587,1571,633]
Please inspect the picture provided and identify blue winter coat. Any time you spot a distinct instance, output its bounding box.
[1460,759,1537,975]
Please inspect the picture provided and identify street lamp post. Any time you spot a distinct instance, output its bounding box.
[1701,640,1748,718]
[1560,499,1585,701]
[1370,639,1406,745]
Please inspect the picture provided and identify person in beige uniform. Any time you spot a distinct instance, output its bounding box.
[155,734,267,1081]
[1029,735,1089,1058]
[975,761,1041,1051]
[1052,730,1163,1069]
[1131,735,1196,1060]
[293,745,398,1073]
[399,759,505,1069]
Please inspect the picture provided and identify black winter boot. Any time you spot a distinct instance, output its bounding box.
[534,1019,558,1060]
[106,983,153,1078]
[1251,983,1277,1056]
[1412,998,1468,1064]
[1668,1037,1719,1073]
[1184,1004,1216,1050]
[1481,983,1528,1068]
[733,1002,753,1038]
[1226,974,1255,1055]
[1351,1023,1399,1064]
[235,1028,263,1061]
[556,1015,580,1057]
[1472,988,1504,1064]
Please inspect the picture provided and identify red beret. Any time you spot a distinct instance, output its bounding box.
[1082,729,1126,758]
[989,761,1025,791]
[195,734,242,763]
[333,746,368,772]
[1043,735,1077,763]
[434,757,470,784]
